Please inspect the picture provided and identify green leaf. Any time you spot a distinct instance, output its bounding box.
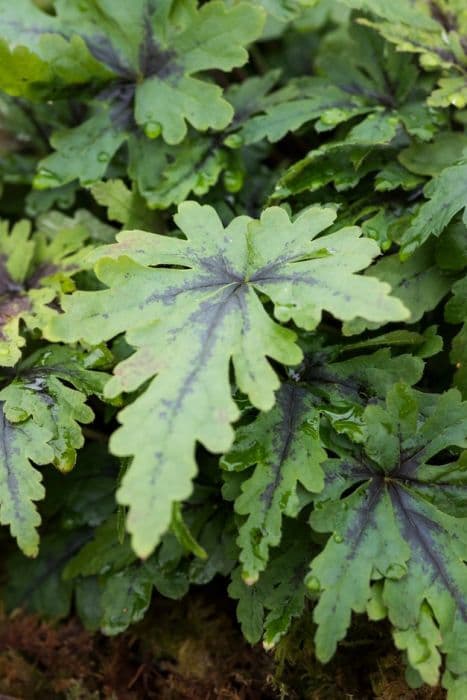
[241,77,371,144]
[4,530,91,617]
[272,141,393,200]
[63,515,136,580]
[257,0,318,23]
[100,563,154,635]
[0,215,96,366]
[34,108,128,190]
[344,241,454,336]
[0,39,52,99]
[129,72,279,208]
[230,520,314,647]
[0,2,112,99]
[400,162,467,257]
[351,1,467,110]
[90,178,162,230]
[47,202,407,557]
[308,384,467,688]
[446,277,467,398]
[341,0,437,27]
[306,346,425,401]
[399,132,467,177]
[0,345,106,552]
[241,20,437,145]
[0,400,52,555]
[222,382,325,582]
[0,346,106,472]
[5,0,265,188]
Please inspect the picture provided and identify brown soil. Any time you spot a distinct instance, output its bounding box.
[0,591,446,700]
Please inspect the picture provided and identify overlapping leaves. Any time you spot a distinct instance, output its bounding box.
[241,19,439,148]
[0,0,265,191]
[0,212,99,366]
[308,384,467,690]
[348,0,467,109]
[48,202,407,557]
[0,346,107,556]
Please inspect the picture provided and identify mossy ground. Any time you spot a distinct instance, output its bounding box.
[0,587,446,699]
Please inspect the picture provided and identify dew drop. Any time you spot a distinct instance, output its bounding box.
[224,169,244,193]
[8,408,29,422]
[144,121,162,139]
[53,448,76,474]
[194,173,209,194]
[224,133,243,149]
[333,533,344,543]
[243,573,258,586]
[33,168,62,190]
[306,575,321,592]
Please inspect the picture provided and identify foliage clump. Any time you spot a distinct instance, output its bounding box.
[0,1,466,697]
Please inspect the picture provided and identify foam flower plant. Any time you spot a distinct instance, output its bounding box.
[47,201,407,557]
[0,0,265,189]
[307,383,467,693]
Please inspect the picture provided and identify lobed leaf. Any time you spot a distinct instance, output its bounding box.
[48,202,407,557]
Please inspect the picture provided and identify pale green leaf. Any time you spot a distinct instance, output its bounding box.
[47,202,407,556]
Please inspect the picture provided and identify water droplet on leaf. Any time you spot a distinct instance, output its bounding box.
[224,133,243,149]
[306,575,321,592]
[8,408,29,422]
[53,448,76,473]
[333,533,343,543]
[144,121,162,139]
[33,168,62,190]
[224,169,244,193]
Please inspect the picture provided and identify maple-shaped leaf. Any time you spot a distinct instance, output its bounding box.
[222,381,325,583]
[0,0,112,100]
[222,336,426,581]
[0,400,52,556]
[0,345,107,554]
[302,343,425,441]
[348,0,467,109]
[126,71,280,209]
[308,384,467,690]
[0,212,97,366]
[241,20,439,145]
[0,0,264,190]
[47,202,407,557]
[1,345,108,471]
